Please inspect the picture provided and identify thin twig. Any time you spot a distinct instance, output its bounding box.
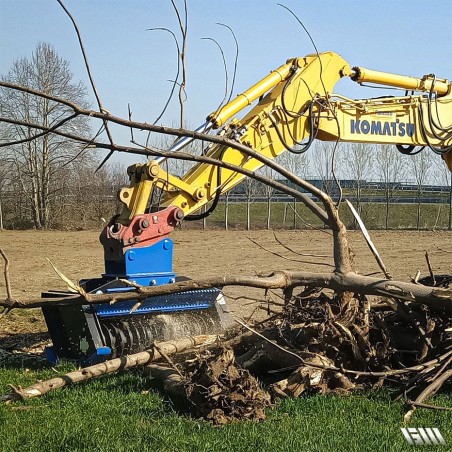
[170,0,187,127]
[247,237,335,267]
[201,37,229,111]
[145,27,181,139]
[346,199,392,279]
[216,23,239,104]
[404,369,452,422]
[153,343,184,378]
[56,0,116,170]
[435,245,452,254]
[0,249,12,300]
[424,250,436,286]
[407,401,452,411]
[272,232,333,258]
[128,103,134,142]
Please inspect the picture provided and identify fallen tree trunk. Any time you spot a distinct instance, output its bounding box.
[1,271,451,311]
[1,335,214,403]
[143,364,186,397]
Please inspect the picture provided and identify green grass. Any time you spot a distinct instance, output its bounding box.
[1,362,451,451]
[195,201,451,231]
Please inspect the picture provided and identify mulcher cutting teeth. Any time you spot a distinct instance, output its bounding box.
[42,278,232,365]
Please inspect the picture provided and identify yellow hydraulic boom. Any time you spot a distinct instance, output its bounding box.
[116,51,451,225]
[78,51,452,362]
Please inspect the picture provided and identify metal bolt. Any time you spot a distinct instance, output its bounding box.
[148,163,159,177]
[174,208,184,221]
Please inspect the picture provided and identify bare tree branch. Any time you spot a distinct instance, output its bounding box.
[170,0,188,127]
[0,249,12,300]
[272,232,333,258]
[1,270,450,311]
[145,27,181,134]
[1,335,214,402]
[0,84,331,225]
[216,23,239,104]
[56,0,116,170]
[201,37,229,111]
[247,237,335,267]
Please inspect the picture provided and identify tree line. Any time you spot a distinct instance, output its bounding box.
[1,44,451,231]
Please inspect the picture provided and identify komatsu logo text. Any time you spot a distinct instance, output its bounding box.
[350,119,415,137]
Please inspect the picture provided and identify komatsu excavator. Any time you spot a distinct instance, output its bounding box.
[42,51,452,364]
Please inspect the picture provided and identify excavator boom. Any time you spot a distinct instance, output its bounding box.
[42,52,452,363]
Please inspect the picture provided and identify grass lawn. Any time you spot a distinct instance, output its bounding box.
[203,202,451,231]
[1,360,451,451]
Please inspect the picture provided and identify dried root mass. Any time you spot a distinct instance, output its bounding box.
[146,276,451,424]
[185,348,271,425]
[2,276,450,425]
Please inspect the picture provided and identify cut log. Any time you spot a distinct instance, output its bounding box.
[1,335,214,403]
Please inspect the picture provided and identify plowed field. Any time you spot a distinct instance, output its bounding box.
[1,229,451,344]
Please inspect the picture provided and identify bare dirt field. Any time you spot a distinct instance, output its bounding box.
[0,229,451,346]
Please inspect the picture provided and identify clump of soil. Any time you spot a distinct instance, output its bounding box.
[184,348,271,425]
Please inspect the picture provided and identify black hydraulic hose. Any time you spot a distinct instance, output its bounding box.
[184,182,222,221]
[281,70,309,118]
[268,101,320,154]
[427,76,452,133]
[185,147,226,221]
[281,101,319,146]
[423,97,452,142]
[418,104,452,155]
[396,144,425,155]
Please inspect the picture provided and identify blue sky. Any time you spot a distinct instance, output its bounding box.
[1,0,451,166]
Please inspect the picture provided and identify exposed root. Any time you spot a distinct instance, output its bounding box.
[145,274,451,424]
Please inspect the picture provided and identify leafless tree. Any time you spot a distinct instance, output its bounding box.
[258,166,276,229]
[375,145,406,229]
[433,156,452,230]
[341,142,374,221]
[243,176,260,231]
[0,43,91,229]
[410,150,434,230]
[276,150,309,228]
[0,160,10,230]
[312,142,336,196]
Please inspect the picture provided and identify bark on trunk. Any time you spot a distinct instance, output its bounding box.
[1,335,211,402]
[5,270,450,310]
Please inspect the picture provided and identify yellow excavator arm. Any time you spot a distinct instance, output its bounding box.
[115,51,451,227]
[79,52,452,363]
